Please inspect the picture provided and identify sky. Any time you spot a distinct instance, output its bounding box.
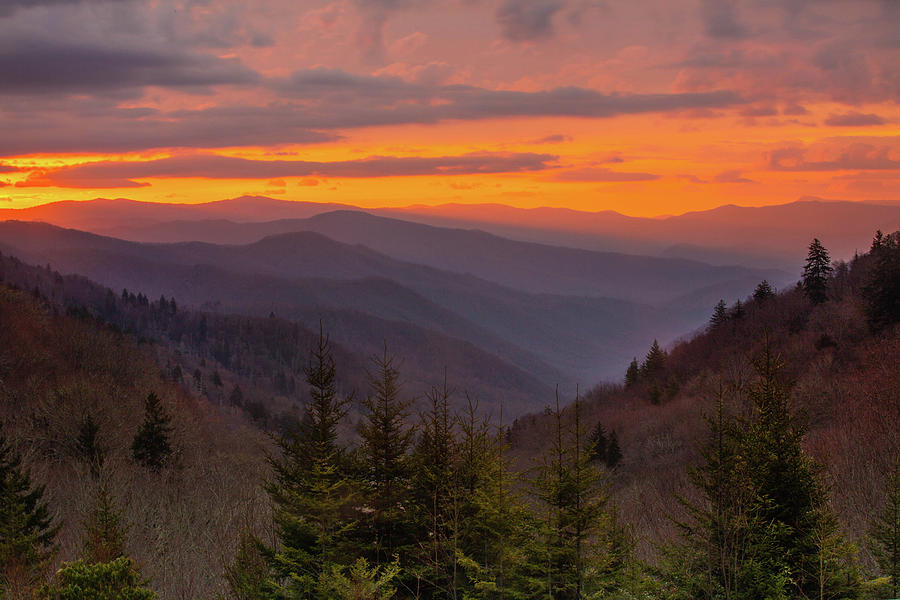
[0,0,898,216]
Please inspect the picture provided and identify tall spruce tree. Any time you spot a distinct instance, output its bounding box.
[709,300,729,330]
[0,426,58,598]
[81,484,127,564]
[802,238,834,305]
[131,393,173,472]
[264,326,356,598]
[408,377,458,597]
[740,343,859,598]
[624,358,640,388]
[753,280,775,303]
[529,392,627,599]
[871,458,900,600]
[358,349,416,567]
[863,230,900,331]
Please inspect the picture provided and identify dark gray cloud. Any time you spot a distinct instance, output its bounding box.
[496,0,565,41]
[0,0,133,18]
[699,0,747,39]
[824,112,887,127]
[17,152,559,187]
[273,68,744,124]
[0,37,259,94]
[551,167,659,182]
[767,143,900,171]
[0,164,21,173]
[0,67,743,155]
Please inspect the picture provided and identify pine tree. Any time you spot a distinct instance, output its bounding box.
[871,458,900,600]
[74,413,105,476]
[0,426,58,598]
[730,299,745,322]
[38,558,156,600]
[358,348,415,566]
[709,300,729,330]
[605,431,622,470]
[529,392,626,599]
[131,393,173,473]
[863,230,900,331]
[264,326,356,598]
[408,376,457,596]
[753,280,775,302]
[802,238,834,305]
[624,358,640,388]
[588,422,608,464]
[642,340,666,380]
[81,485,127,564]
[740,343,859,598]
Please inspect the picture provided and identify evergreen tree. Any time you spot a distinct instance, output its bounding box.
[131,393,173,473]
[316,558,400,600]
[802,238,834,305]
[605,431,622,470]
[871,458,900,600]
[730,299,745,322]
[863,230,900,331]
[358,349,415,566]
[38,558,156,600]
[81,485,127,564]
[529,393,627,599]
[624,358,640,388]
[408,377,457,597]
[588,422,608,464]
[740,344,859,598]
[709,300,729,330]
[264,326,356,598]
[229,384,245,408]
[641,340,666,380]
[0,426,58,598]
[75,413,105,476]
[753,280,775,302]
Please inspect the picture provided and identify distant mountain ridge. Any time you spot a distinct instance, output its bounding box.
[2,195,896,268]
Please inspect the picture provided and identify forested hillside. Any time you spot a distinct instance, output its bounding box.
[0,283,269,599]
[2,232,899,600]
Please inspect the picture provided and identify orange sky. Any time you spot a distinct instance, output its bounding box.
[1,1,899,217]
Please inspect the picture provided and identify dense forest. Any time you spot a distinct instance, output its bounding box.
[2,231,899,599]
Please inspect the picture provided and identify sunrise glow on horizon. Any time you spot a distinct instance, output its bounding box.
[2,0,899,217]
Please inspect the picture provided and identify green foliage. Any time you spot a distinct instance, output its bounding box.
[316,558,399,600]
[130,393,173,473]
[0,426,58,598]
[224,533,269,600]
[666,345,861,599]
[528,394,630,599]
[863,230,900,332]
[358,349,415,565]
[263,327,357,598]
[38,558,156,600]
[802,238,834,305]
[870,458,900,600]
[81,485,127,564]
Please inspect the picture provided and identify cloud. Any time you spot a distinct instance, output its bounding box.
[767,142,900,171]
[0,0,134,18]
[531,134,572,144]
[699,0,747,39]
[0,163,21,173]
[17,152,560,187]
[551,167,659,182]
[712,169,755,183]
[824,112,887,127]
[0,38,259,95]
[0,68,743,155]
[496,0,564,42]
